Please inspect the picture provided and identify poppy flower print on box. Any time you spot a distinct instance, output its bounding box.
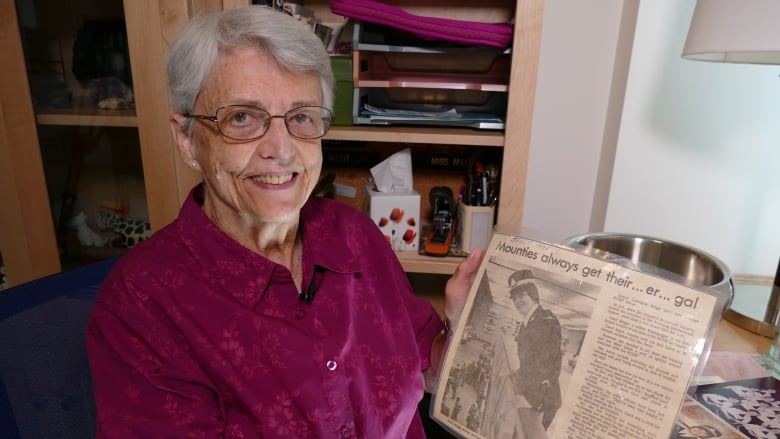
[365,186,420,252]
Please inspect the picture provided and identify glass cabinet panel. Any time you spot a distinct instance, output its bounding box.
[14,0,148,271]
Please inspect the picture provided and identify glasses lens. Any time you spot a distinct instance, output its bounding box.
[216,106,270,140]
[285,106,332,139]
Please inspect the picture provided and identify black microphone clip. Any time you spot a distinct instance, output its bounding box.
[299,280,317,305]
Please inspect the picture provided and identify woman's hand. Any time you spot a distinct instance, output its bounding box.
[444,248,485,330]
[425,248,485,392]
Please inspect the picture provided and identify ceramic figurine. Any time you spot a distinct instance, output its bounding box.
[68,211,107,247]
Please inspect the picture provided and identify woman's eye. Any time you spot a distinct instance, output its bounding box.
[290,113,313,125]
[231,112,251,125]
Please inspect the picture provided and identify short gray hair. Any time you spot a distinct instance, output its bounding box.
[166,6,334,116]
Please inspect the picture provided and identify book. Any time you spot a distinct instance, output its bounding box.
[431,231,729,438]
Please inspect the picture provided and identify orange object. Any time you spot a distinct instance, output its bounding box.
[424,218,457,257]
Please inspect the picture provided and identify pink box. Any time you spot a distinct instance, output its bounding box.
[364,186,420,252]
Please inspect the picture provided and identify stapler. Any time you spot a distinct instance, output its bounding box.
[425,186,456,257]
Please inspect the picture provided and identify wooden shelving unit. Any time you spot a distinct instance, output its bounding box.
[0,0,543,284]
[397,251,466,275]
[36,106,137,127]
[325,125,505,147]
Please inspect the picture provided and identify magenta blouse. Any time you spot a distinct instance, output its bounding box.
[87,185,444,438]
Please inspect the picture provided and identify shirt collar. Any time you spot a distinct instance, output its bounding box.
[520,304,540,327]
[174,184,358,308]
[299,195,359,276]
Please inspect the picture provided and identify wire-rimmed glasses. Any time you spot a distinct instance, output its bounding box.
[185,105,333,141]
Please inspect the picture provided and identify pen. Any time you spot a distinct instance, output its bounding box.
[473,174,482,206]
[481,174,488,206]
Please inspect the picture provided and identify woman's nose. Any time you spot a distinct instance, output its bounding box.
[256,117,294,161]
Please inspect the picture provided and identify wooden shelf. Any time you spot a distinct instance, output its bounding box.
[354,51,510,92]
[397,251,464,274]
[35,105,137,127]
[325,125,505,146]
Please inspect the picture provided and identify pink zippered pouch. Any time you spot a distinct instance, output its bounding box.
[330,0,514,48]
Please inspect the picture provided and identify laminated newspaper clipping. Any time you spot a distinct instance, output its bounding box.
[431,232,724,439]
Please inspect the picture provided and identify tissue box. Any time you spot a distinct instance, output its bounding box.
[364,186,420,252]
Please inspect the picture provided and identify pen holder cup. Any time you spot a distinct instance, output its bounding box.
[456,201,495,253]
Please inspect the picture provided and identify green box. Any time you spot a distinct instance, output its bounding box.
[330,55,353,126]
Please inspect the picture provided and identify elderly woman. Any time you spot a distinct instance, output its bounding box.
[86,6,482,438]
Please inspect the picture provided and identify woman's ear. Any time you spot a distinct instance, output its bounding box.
[170,113,199,169]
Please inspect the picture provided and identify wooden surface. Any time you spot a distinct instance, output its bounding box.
[712,318,772,354]
[400,252,463,275]
[325,126,505,147]
[498,0,543,228]
[36,104,137,127]
[124,0,195,232]
[0,0,61,285]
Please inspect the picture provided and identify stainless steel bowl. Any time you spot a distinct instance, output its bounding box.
[562,232,734,305]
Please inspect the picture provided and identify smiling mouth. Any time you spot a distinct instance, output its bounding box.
[252,173,295,185]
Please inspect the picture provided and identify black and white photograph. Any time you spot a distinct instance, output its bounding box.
[691,376,780,439]
[435,251,600,438]
[672,397,745,439]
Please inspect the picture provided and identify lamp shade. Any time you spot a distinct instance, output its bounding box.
[682,0,780,64]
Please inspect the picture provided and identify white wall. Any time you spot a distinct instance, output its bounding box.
[605,0,780,276]
[522,0,638,242]
[523,0,780,277]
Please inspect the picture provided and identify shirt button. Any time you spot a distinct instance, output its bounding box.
[326,360,338,371]
[294,309,304,319]
[339,425,350,438]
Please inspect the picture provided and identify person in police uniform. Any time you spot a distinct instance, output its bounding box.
[508,269,562,437]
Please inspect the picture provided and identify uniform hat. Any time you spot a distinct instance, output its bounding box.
[508,269,534,287]
[508,269,539,302]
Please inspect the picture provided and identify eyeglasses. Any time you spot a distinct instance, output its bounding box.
[185,105,333,141]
